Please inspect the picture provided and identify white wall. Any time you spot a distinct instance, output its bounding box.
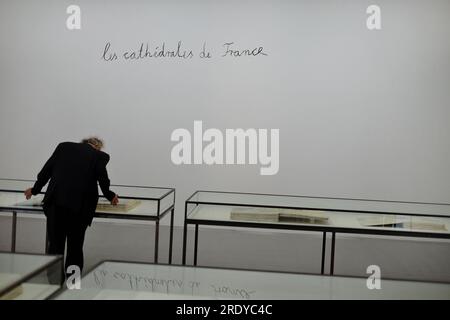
[0,0,449,282]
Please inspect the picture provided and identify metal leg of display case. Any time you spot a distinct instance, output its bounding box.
[154,219,159,263]
[11,211,17,253]
[182,202,188,265]
[321,232,326,275]
[193,224,199,266]
[169,208,174,264]
[330,232,336,275]
[182,222,188,265]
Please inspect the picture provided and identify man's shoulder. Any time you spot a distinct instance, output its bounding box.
[97,150,110,161]
[56,141,78,150]
[56,141,110,160]
[79,143,110,160]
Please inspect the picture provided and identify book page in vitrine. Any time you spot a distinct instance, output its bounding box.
[230,207,329,225]
[96,199,142,213]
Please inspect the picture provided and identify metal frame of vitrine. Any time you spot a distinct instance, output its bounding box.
[182,190,450,275]
[0,179,176,264]
[48,258,450,300]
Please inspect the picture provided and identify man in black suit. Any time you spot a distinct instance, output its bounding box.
[24,137,119,275]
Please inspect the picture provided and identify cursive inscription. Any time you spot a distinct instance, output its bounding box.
[92,269,256,299]
[222,42,267,57]
[101,41,267,62]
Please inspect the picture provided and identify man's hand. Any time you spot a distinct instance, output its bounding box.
[111,194,119,206]
[24,188,33,200]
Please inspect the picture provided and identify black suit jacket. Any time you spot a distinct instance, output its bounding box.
[32,142,116,226]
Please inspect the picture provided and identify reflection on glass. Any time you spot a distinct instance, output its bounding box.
[54,261,450,300]
[357,215,448,232]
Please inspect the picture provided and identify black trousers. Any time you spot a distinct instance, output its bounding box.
[44,204,89,276]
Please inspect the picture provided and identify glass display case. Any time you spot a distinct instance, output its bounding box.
[182,191,450,274]
[53,260,450,300]
[0,179,175,263]
[0,252,63,300]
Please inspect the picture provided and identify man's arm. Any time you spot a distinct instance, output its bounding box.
[27,144,60,197]
[97,153,117,204]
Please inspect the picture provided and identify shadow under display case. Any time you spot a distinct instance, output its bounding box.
[53,260,450,300]
[0,252,63,300]
[0,179,175,263]
[182,191,450,274]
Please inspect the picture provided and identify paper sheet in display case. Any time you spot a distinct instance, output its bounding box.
[96,199,141,212]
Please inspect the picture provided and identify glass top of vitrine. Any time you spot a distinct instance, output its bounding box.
[54,261,450,300]
[186,191,450,237]
[0,179,175,217]
[187,191,450,217]
[0,252,62,299]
